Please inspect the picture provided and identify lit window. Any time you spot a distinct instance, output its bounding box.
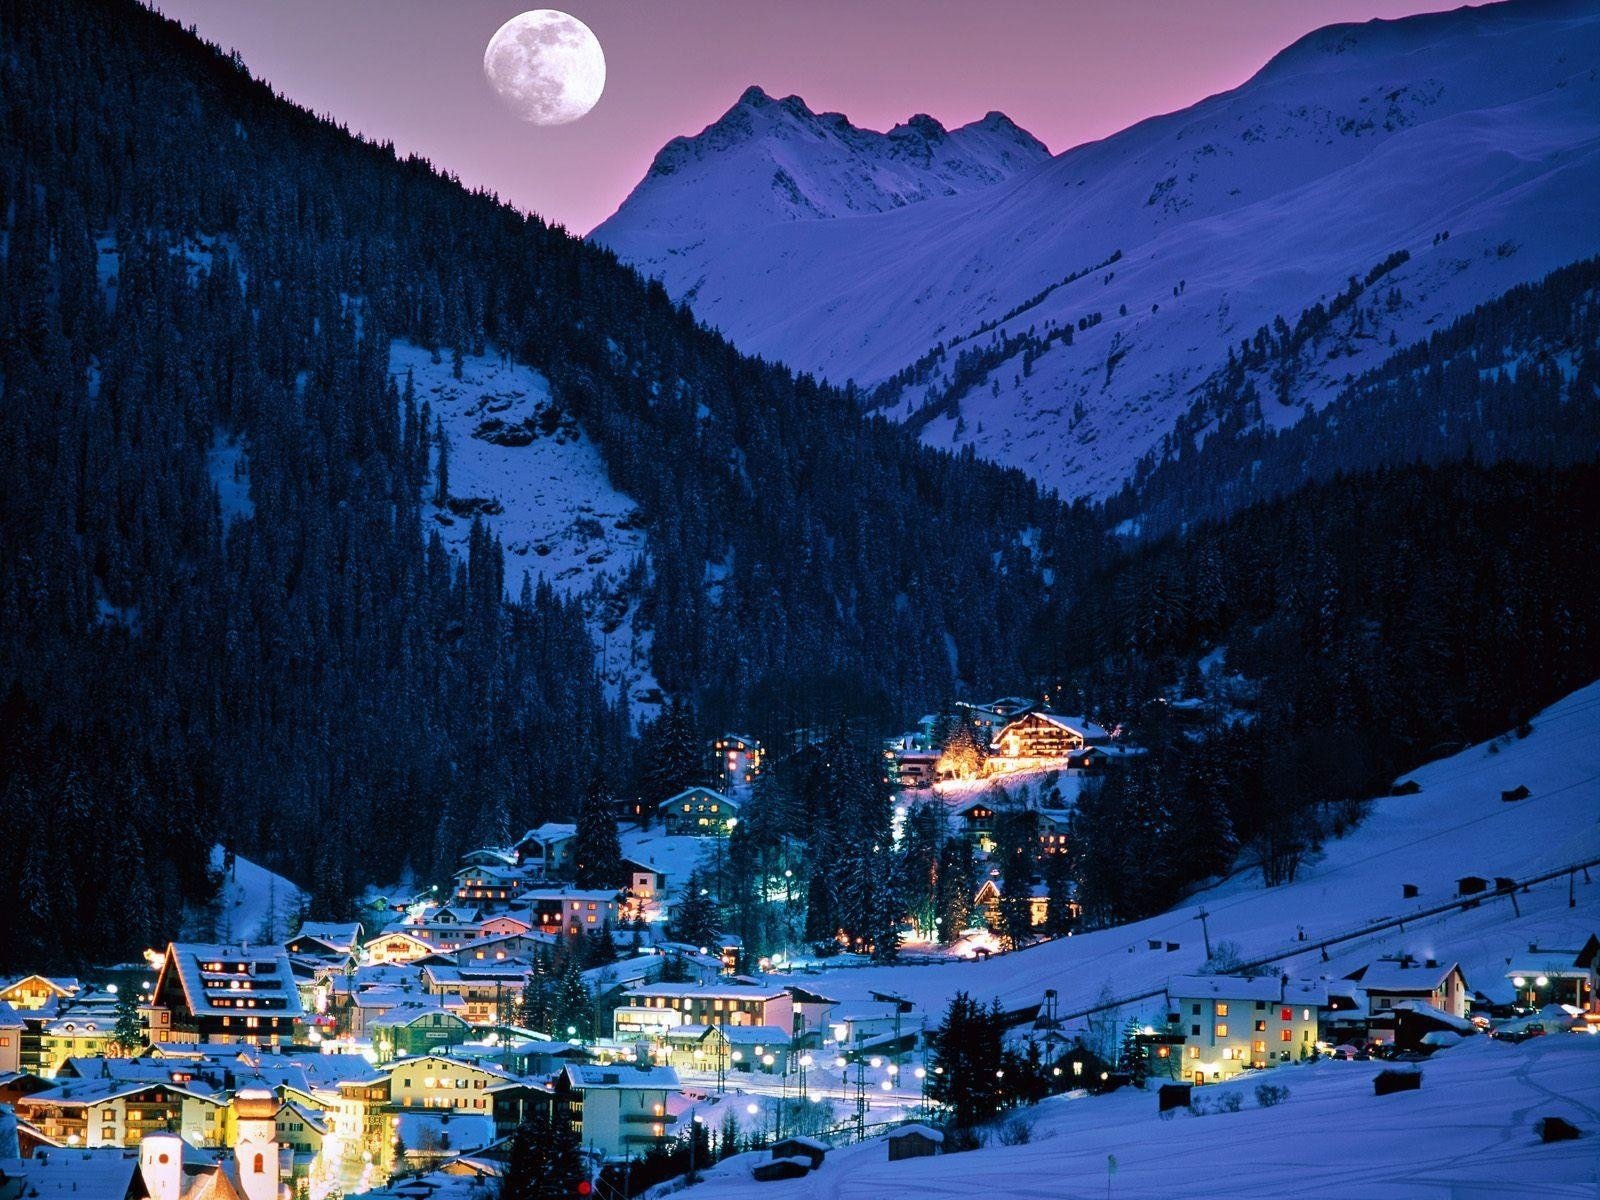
[1215,1024,1229,1038]
[1215,1003,1229,1017]
[1280,1029,1293,1043]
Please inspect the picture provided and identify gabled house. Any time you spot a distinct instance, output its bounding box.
[0,975,79,1011]
[613,983,794,1041]
[386,1052,511,1114]
[453,863,533,906]
[1348,957,1469,1031]
[555,1062,679,1160]
[658,787,739,836]
[284,923,364,959]
[526,889,621,942]
[711,733,763,793]
[369,1007,474,1065]
[991,711,1109,767]
[363,930,436,965]
[513,823,578,874]
[1165,974,1324,1082]
[1506,935,1598,1009]
[147,943,303,1048]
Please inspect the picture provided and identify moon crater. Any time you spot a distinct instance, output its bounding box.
[484,9,606,126]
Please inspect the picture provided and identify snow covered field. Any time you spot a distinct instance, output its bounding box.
[686,1034,1600,1200]
[773,681,1600,1022]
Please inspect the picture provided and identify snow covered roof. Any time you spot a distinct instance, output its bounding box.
[1351,960,1464,994]
[1167,974,1288,1003]
[0,1149,142,1197]
[1392,1000,1476,1033]
[659,786,740,811]
[517,822,577,846]
[157,942,305,1020]
[524,887,622,903]
[393,1111,497,1156]
[624,982,786,1001]
[711,1024,790,1045]
[887,1123,944,1143]
[1033,712,1111,740]
[562,1063,680,1090]
[291,922,363,951]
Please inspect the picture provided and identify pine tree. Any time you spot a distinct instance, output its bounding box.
[110,990,145,1057]
[673,870,719,948]
[573,773,623,889]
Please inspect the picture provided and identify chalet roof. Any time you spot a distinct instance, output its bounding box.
[562,1063,679,1090]
[21,1075,219,1108]
[887,1123,944,1142]
[0,1149,142,1197]
[291,922,364,951]
[421,963,534,986]
[1348,960,1464,993]
[658,787,740,811]
[390,1052,517,1082]
[624,982,786,1002]
[369,1004,471,1030]
[711,1024,790,1046]
[158,943,305,1020]
[1001,711,1110,740]
[524,888,621,903]
[716,732,760,747]
[0,975,80,1000]
[1167,974,1289,1004]
[364,929,434,952]
[516,822,577,846]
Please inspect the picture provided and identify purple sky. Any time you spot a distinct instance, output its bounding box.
[150,0,1459,235]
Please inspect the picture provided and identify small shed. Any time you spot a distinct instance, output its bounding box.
[770,1137,827,1170]
[1157,1083,1192,1113]
[752,1157,812,1182]
[887,1124,944,1162]
[1456,875,1490,897]
[1500,785,1531,803]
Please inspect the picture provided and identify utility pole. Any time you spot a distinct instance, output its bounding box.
[1196,908,1212,960]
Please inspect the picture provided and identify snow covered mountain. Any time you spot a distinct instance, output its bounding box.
[591,85,1050,283]
[593,0,1600,499]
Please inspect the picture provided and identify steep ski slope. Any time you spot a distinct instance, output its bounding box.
[592,85,1049,270]
[595,0,1600,498]
[780,679,1600,1020]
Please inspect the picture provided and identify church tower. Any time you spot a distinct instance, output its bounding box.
[232,1087,282,1200]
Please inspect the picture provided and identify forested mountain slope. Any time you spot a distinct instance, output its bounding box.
[0,0,1090,964]
[595,0,1600,499]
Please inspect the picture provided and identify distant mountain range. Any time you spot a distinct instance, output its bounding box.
[592,0,1600,499]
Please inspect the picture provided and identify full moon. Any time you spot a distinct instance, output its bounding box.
[483,10,606,126]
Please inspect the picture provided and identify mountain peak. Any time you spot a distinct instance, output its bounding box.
[602,87,1052,237]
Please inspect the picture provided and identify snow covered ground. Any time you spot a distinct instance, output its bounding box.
[684,1034,1600,1200]
[772,680,1600,1022]
[596,0,1600,499]
[388,341,658,710]
[189,844,307,944]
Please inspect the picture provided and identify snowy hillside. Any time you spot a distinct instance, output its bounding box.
[389,342,657,708]
[592,85,1048,273]
[780,679,1600,1021]
[187,845,307,945]
[687,1034,1600,1200]
[594,0,1600,499]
